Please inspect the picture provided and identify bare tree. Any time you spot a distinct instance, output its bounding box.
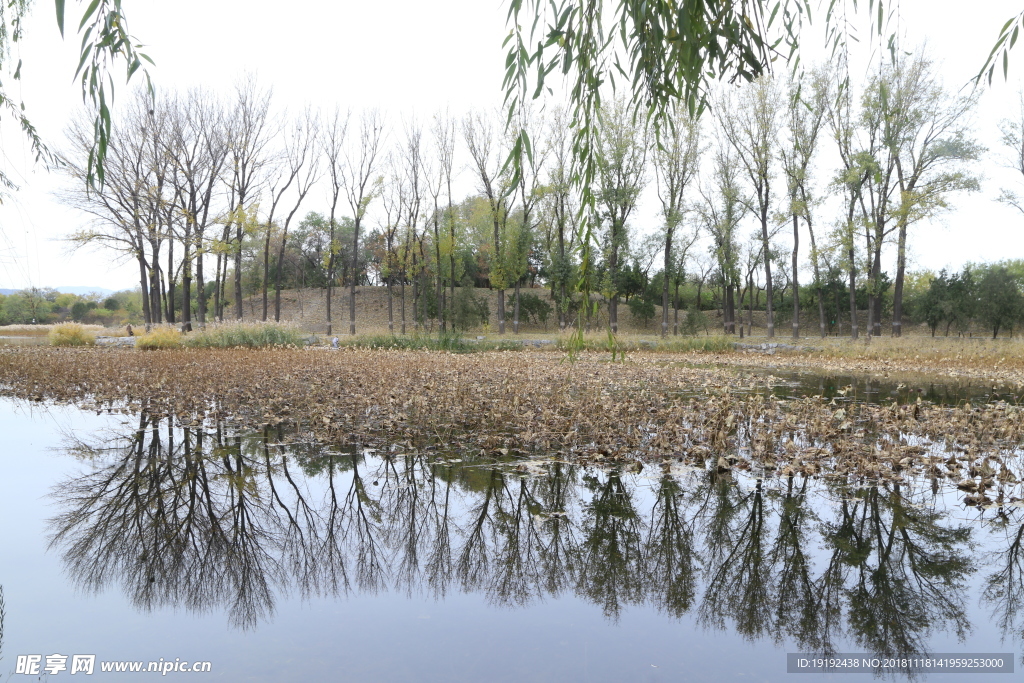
[699,142,744,334]
[272,109,321,322]
[719,76,782,338]
[60,93,167,329]
[431,113,459,330]
[653,106,701,337]
[225,77,274,320]
[464,110,513,334]
[165,88,229,331]
[781,69,828,338]
[322,108,350,336]
[342,111,385,335]
[378,156,405,333]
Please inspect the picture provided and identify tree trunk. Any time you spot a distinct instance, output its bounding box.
[747,274,754,337]
[761,207,774,338]
[435,235,444,333]
[234,221,244,320]
[412,250,420,332]
[349,218,361,335]
[262,226,271,321]
[791,213,799,339]
[182,236,192,332]
[662,227,672,338]
[326,219,336,336]
[497,289,506,334]
[724,284,735,334]
[149,258,162,325]
[138,254,152,330]
[400,278,406,335]
[387,277,394,334]
[513,280,521,333]
[892,221,907,337]
[212,252,221,322]
[848,242,858,340]
[167,241,176,324]
[673,278,680,335]
[273,232,288,322]
[196,248,206,328]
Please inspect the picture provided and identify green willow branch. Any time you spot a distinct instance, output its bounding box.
[56,0,155,189]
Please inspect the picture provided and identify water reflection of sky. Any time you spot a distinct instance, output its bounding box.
[0,398,1020,681]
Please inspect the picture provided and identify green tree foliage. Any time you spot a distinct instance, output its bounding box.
[452,278,490,331]
[627,296,655,328]
[976,265,1024,339]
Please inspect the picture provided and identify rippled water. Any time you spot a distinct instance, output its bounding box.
[0,397,1020,681]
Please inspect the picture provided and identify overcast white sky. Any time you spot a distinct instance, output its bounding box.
[0,0,1022,291]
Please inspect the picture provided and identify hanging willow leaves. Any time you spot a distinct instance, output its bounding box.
[977,11,1024,85]
[55,0,154,188]
[0,2,152,194]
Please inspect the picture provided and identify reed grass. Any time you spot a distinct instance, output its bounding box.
[185,322,306,349]
[47,323,96,347]
[136,327,182,350]
[4,323,104,337]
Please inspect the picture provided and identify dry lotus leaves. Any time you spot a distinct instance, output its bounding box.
[2,346,1024,506]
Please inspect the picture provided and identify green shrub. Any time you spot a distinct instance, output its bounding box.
[136,327,182,350]
[48,322,96,347]
[680,308,709,336]
[627,297,656,327]
[70,301,89,321]
[453,281,489,331]
[504,292,553,327]
[184,322,306,348]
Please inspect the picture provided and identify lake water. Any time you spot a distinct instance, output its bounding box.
[0,395,1020,681]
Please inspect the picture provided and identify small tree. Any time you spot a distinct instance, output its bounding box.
[976,265,1024,338]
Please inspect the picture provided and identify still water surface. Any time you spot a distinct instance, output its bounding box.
[0,395,1020,681]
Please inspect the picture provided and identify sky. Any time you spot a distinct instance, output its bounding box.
[0,0,1022,292]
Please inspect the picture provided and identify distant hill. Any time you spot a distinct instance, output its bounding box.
[53,286,117,296]
[0,286,117,296]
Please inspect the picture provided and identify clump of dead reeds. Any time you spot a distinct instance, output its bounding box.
[135,327,182,350]
[48,323,96,347]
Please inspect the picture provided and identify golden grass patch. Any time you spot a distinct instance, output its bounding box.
[135,327,183,350]
[47,323,96,347]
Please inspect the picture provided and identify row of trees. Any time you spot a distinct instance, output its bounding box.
[0,288,136,326]
[66,49,1014,337]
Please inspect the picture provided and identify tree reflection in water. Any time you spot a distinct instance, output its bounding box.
[48,414,1019,667]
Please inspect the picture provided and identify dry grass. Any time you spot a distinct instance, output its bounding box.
[2,323,105,337]
[135,327,182,350]
[691,335,1024,386]
[185,321,307,348]
[47,323,96,347]
[0,347,1022,507]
